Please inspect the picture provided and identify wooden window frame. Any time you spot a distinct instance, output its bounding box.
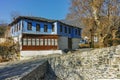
[69,27,71,34]
[64,26,67,33]
[60,25,62,32]
[27,22,32,30]
[28,38,31,46]
[23,38,27,46]
[36,24,40,32]
[44,24,48,32]
[36,38,40,46]
[75,29,77,35]
[19,22,21,30]
[78,29,80,35]
[32,38,36,46]
[52,25,55,32]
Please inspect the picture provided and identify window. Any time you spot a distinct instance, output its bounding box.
[48,39,51,45]
[17,24,18,32]
[52,25,55,32]
[27,22,32,30]
[19,22,21,30]
[36,39,39,46]
[78,29,80,35]
[44,24,48,32]
[51,39,54,46]
[22,21,24,28]
[14,27,15,32]
[45,39,48,46]
[32,39,35,46]
[75,29,77,35]
[40,39,43,46]
[55,39,58,46]
[23,38,27,46]
[28,39,31,46]
[64,27,67,33]
[12,28,14,34]
[60,25,62,32]
[36,24,40,31]
[69,27,71,34]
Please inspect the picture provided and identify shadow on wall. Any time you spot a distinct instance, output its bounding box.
[45,62,60,80]
[21,61,59,80]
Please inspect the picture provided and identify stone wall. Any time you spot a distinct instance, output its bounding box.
[48,45,120,80]
[21,61,48,80]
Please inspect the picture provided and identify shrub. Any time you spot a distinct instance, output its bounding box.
[0,40,20,62]
[106,39,113,47]
[112,38,120,46]
[94,43,100,48]
[79,43,90,48]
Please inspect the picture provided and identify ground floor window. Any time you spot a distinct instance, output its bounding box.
[32,39,36,46]
[40,39,44,46]
[22,38,58,46]
[36,39,39,46]
[23,38,27,46]
[28,39,31,46]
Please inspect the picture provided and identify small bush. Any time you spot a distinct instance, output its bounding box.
[107,39,113,47]
[79,44,90,48]
[112,38,120,46]
[0,40,20,62]
[94,43,100,48]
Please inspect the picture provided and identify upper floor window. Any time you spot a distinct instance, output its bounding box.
[22,21,24,28]
[19,22,21,30]
[27,22,32,30]
[64,26,67,33]
[52,25,55,32]
[12,28,14,34]
[44,24,48,32]
[16,24,18,32]
[75,29,77,35]
[69,27,71,34]
[60,25,62,32]
[36,24,40,31]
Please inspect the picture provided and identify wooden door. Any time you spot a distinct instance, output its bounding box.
[68,38,72,49]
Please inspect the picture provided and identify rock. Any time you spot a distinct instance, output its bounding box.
[48,45,120,79]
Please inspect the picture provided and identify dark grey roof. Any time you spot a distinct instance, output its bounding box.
[9,16,56,26]
[9,16,83,29]
[60,19,84,28]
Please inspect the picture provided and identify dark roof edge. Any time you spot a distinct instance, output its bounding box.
[56,20,82,29]
[9,16,56,26]
[9,16,82,29]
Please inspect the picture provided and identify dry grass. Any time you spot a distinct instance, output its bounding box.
[79,44,90,48]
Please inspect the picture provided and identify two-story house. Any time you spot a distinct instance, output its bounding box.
[9,16,82,58]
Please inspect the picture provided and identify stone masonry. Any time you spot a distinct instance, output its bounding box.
[0,45,120,80]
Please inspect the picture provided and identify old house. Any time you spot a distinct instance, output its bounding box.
[9,16,82,58]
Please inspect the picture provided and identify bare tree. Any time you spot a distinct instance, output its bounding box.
[10,11,21,21]
[66,0,120,47]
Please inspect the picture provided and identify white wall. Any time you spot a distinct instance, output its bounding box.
[20,50,63,60]
[58,36,68,50]
[58,36,80,50]
[72,38,80,49]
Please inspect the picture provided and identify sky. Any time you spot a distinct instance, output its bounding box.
[0,0,70,23]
